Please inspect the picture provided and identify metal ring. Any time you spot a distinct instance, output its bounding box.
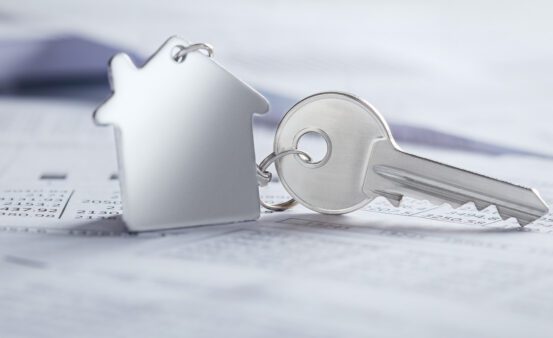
[256,166,272,187]
[173,43,214,62]
[257,149,311,211]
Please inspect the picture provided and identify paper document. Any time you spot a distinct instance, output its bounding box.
[1,98,553,338]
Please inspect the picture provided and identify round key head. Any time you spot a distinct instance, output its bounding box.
[274,92,394,214]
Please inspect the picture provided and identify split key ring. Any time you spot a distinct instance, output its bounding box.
[257,149,312,211]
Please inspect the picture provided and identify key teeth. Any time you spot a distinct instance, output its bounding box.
[376,189,540,226]
[515,218,529,226]
[446,202,533,226]
[375,190,403,207]
[449,202,460,209]
[415,200,531,226]
[449,201,490,212]
[496,206,531,226]
[495,205,517,221]
[474,202,490,212]
[388,197,402,208]
[487,205,510,222]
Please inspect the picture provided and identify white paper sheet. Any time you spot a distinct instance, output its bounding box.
[1,98,553,337]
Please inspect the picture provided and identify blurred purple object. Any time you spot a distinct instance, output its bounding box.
[0,34,548,159]
[0,34,142,96]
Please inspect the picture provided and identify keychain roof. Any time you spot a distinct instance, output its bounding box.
[94,36,269,231]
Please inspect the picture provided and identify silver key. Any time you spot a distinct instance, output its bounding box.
[274,92,549,225]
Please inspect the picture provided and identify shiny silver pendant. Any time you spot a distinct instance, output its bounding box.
[94,36,269,231]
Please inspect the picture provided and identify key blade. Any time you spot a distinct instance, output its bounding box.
[364,140,549,225]
[372,164,547,224]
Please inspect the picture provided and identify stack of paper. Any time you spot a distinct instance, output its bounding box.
[0,98,552,337]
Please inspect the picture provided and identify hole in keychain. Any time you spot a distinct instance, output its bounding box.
[293,129,331,168]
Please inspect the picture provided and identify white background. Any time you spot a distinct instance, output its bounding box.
[1,0,552,151]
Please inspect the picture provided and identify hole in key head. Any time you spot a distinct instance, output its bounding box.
[294,129,331,168]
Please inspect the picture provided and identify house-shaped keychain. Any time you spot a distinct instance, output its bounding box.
[94,36,269,231]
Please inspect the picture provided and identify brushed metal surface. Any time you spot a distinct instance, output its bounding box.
[274,92,390,213]
[94,36,269,231]
[274,91,548,225]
